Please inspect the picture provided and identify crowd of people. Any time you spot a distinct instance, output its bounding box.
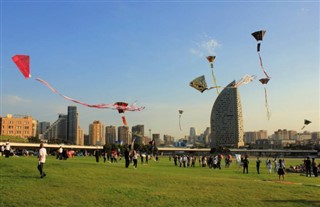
[287,157,319,177]
[2,142,319,180]
[170,154,319,181]
[171,154,234,169]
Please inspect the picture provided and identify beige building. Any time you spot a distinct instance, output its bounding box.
[89,121,105,145]
[0,114,36,139]
[244,130,268,144]
[77,127,84,146]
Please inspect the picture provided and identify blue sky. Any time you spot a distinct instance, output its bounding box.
[1,1,319,139]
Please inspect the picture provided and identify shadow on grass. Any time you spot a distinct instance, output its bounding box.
[263,199,320,205]
[1,174,41,179]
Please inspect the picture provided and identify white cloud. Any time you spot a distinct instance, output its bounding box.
[190,33,221,57]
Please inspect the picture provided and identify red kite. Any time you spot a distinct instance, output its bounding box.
[12,55,31,79]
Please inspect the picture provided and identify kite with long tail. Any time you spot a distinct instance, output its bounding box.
[252,30,271,120]
[252,30,270,79]
[178,110,183,131]
[11,54,145,125]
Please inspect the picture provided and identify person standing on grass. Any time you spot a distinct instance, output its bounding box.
[124,147,130,168]
[312,158,318,177]
[145,152,149,164]
[256,157,261,174]
[243,157,249,174]
[57,146,63,160]
[5,139,10,158]
[267,159,272,174]
[94,148,100,163]
[140,152,144,165]
[132,150,138,169]
[277,159,285,181]
[273,158,278,173]
[305,157,312,177]
[38,143,47,178]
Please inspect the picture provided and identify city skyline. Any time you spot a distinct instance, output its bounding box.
[1,2,319,139]
[1,112,318,145]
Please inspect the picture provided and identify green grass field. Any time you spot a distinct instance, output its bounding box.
[1,155,319,207]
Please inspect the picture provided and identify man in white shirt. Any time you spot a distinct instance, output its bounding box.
[5,140,10,158]
[38,143,47,178]
[58,146,63,160]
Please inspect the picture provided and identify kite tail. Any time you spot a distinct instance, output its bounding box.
[301,125,306,130]
[179,115,182,131]
[257,43,261,52]
[122,116,127,126]
[210,67,220,95]
[258,53,270,79]
[36,77,89,107]
[264,87,270,120]
[35,78,57,93]
[35,77,115,109]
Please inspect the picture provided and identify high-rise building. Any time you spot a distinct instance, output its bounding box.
[43,114,67,143]
[89,121,105,145]
[189,127,197,144]
[106,126,117,144]
[244,132,258,144]
[244,130,268,144]
[163,134,174,146]
[288,130,297,140]
[38,122,50,135]
[118,126,130,144]
[257,130,268,139]
[203,127,210,145]
[77,127,84,146]
[132,125,144,145]
[0,114,35,138]
[190,127,197,137]
[152,133,161,146]
[210,81,244,148]
[67,106,78,145]
[274,129,290,140]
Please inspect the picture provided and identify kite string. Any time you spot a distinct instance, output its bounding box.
[258,53,270,79]
[210,66,220,94]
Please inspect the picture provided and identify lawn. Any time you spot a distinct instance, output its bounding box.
[0,155,319,207]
